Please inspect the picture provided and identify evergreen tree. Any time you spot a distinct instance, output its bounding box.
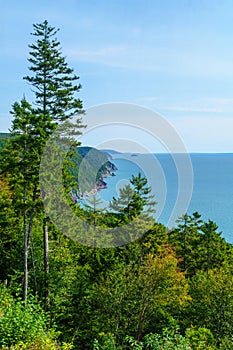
[168,212,203,276]
[110,183,135,221]
[168,213,233,277]
[130,172,157,218]
[0,176,21,285]
[84,194,106,228]
[1,20,84,303]
[23,20,84,305]
[24,20,83,122]
[1,99,45,301]
[199,220,228,272]
[110,172,156,222]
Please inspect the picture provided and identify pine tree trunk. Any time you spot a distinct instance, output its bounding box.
[23,187,28,304]
[27,186,38,291]
[43,217,49,308]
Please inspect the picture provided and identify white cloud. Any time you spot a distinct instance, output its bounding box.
[169,115,233,153]
[138,97,159,103]
[65,46,128,67]
[156,98,233,114]
[65,41,233,79]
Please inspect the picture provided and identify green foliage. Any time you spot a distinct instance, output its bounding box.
[94,322,216,349]
[0,177,22,282]
[186,327,215,349]
[0,19,85,304]
[84,249,190,347]
[1,19,233,350]
[24,20,83,121]
[0,133,11,151]
[110,173,156,222]
[0,285,57,348]
[168,212,233,277]
[71,146,116,194]
[1,98,45,207]
[135,321,193,349]
[93,333,120,350]
[188,266,233,340]
[219,336,233,350]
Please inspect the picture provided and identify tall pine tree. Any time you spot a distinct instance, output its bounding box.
[24,20,83,122]
[1,20,84,303]
[24,20,84,305]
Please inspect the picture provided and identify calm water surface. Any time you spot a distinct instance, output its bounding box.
[97,153,233,243]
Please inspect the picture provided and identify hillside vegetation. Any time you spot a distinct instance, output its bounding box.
[1,21,233,350]
[0,133,11,151]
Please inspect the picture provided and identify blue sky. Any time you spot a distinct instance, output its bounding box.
[1,0,233,152]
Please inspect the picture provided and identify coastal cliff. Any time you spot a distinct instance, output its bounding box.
[70,146,117,199]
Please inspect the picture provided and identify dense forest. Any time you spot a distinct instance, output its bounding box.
[0,21,233,350]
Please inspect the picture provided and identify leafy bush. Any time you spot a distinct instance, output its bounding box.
[0,285,71,349]
[130,322,193,350]
[219,335,233,350]
[93,333,120,350]
[186,327,215,349]
[93,320,217,350]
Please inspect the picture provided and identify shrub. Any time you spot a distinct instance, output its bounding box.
[0,284,70,349]
[186,327,215,349]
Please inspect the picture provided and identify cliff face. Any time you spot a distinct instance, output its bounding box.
[96,160,117,190]
[70,147,117,197]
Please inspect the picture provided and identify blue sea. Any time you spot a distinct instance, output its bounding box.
[93,152,233,244]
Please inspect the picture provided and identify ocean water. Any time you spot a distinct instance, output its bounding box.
[95,153,233,244]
